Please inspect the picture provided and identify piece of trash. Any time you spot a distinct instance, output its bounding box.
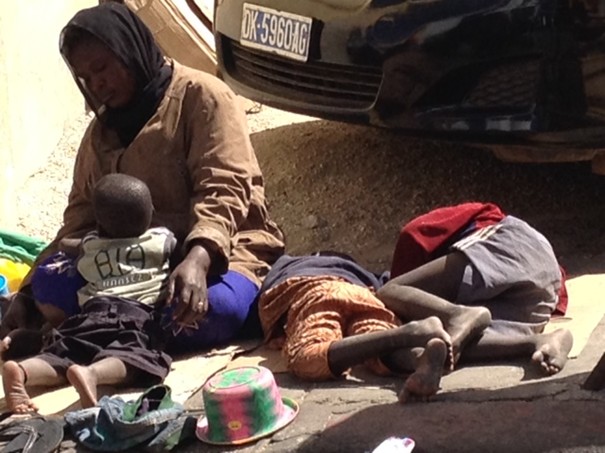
[245,102,263,114]
[371,436,415,453]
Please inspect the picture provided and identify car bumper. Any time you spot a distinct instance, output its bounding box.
[216,0,605,154]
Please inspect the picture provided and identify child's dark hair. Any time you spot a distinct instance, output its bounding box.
[93,174,153,238]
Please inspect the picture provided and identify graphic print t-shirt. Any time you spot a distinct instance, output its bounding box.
[76,227,176,306]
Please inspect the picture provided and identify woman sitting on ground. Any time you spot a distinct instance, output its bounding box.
[0,2,284,353]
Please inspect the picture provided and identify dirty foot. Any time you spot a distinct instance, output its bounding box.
[399,338,449,404]
[447,306,491,364]
[2,361,38,413]
[398,316,451,349]
[531,328,573,375]
[67,365,98,408]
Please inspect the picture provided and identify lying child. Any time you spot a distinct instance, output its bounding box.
[2,174,176,413]
[378,202,573,401]
[257,253,487,402]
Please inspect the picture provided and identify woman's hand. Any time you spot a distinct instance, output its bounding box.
[0,335,11,353]
[167,242,212,328]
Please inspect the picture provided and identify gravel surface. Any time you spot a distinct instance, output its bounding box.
[16,112,93,242]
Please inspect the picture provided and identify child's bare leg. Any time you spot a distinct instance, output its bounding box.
[378,254,491,362]
[3,358,66,413]
[328,316,451,376]
[67,357,137,408]
[462,328,573,375]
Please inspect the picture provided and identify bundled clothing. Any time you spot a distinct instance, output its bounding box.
[258,255,398,381]
[65,385,193,452]
[390,203,566,336]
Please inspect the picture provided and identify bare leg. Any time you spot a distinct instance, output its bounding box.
[67,357,138,408]
[3,358,66,413]
[381,347,424,374]
[327,316,451,376]
[377,253,491,363]
[461,328,573,375]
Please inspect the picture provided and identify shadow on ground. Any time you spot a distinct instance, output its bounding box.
[251,120,605,276]
[295,379,605,453]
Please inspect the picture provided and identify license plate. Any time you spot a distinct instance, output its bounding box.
[240,3,312,62]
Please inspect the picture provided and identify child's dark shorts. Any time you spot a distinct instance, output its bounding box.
[38,296,171,382]
[452,216,561,336]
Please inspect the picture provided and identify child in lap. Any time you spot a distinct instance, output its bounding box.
[2,174,176,413]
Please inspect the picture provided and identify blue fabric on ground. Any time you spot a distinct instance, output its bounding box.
[30,252,86,317]
[64,388,184,452]
[165,270,260,352]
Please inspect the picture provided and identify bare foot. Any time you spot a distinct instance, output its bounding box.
[398,316,451,347]
[447,306,492,364]
[531,328,573,375]
[2,361,38,413]
[399,338,449,403]
[67,365,98,408]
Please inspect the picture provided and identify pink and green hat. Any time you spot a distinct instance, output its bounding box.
[196,366,299,445]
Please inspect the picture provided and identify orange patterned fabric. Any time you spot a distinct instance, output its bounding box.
[258,276,400,380]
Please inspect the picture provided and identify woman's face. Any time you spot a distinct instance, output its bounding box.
[68,39,137,109]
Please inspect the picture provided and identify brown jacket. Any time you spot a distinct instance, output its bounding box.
[34,61,284,286]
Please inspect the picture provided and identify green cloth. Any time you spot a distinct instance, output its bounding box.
[0,229,48,266]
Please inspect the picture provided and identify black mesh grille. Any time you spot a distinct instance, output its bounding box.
[224,38,382,109]
[466,60,540,107]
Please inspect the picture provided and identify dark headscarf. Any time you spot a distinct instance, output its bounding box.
[60,2,173,146]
